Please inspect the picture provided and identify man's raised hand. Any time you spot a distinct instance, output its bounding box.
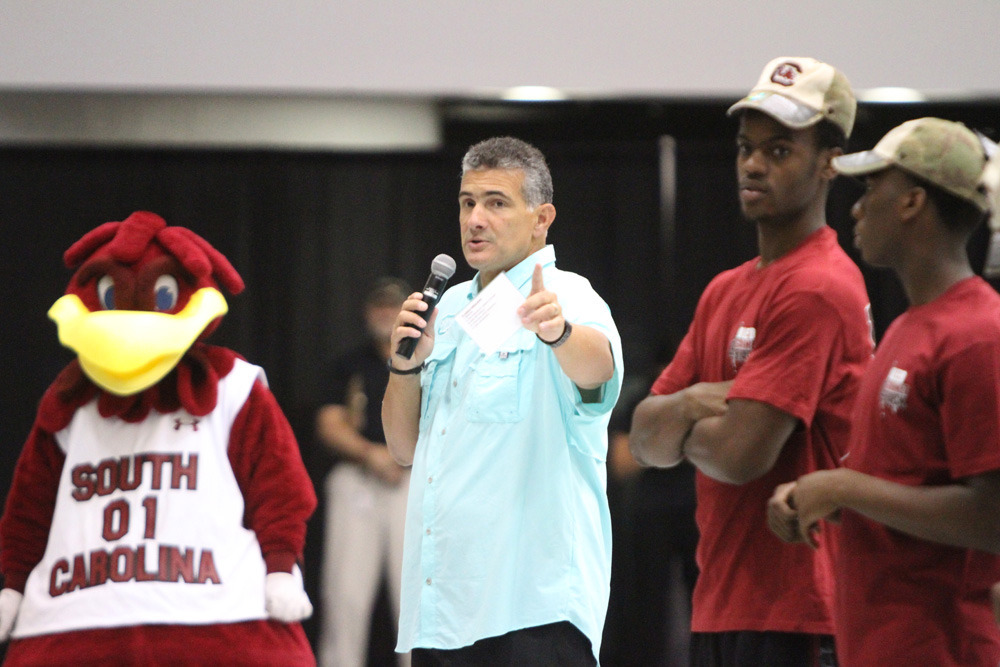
[518,264,565,342]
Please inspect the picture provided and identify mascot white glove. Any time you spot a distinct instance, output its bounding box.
[264,572,312,623]
[0,588,23,642]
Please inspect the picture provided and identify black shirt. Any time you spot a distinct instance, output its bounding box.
[318,341,390,445]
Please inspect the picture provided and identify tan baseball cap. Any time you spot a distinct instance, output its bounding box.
[727,56,856,138]
[833,117,990,212]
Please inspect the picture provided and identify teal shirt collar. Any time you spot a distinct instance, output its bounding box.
[470,244,556,296]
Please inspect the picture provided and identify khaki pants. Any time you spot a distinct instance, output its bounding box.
[318,463,411,667]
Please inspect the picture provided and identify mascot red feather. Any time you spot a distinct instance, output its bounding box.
[0,211,317,665]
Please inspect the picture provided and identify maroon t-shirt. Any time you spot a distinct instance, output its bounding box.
[652,226,873,634]
[837,276,1000,666]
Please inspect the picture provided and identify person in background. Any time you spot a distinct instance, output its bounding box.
[383,136,622,665]
[983,149,1000,632]
[602,361,698,667]
[768,117,1000,666]
[316,277,412,667]
[629,57,873,666]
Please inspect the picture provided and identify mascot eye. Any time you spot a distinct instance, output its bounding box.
[97,275,116,310]
[154,275,179,311]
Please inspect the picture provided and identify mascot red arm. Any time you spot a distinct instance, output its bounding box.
[0,212,317,666]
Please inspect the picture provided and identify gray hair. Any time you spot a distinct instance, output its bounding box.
[461,136,554,209]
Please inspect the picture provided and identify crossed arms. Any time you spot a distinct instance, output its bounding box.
[629,380,797,485]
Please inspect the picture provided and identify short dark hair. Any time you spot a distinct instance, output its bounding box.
[905,172,987,234]
[461,136,553,208]
[815,119,849,152]
[734,109,848,152]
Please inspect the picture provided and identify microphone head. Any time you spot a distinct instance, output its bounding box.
[431,254,457,279]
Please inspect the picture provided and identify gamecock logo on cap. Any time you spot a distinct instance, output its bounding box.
[771,63,802,87]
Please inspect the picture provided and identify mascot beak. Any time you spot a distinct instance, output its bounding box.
[48,287,229,396]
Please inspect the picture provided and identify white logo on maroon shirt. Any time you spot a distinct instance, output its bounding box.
[728,326,756,371]
[879,366,909,415]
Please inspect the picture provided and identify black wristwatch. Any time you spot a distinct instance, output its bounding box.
[538,321,573,348]
[387,360,424,375]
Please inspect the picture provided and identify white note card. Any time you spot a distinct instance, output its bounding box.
[455,272,526,355]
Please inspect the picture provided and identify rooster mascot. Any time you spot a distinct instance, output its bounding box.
[0,211,317,665]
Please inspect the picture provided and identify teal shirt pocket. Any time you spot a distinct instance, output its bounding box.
[465,331,535,423]
[421,335,457,422]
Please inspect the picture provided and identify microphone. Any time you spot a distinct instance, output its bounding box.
[396,254,457,359]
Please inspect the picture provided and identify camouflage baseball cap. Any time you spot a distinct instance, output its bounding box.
[727,56,856,138]
[833,117,990,212]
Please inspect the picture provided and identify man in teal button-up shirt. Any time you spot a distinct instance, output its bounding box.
[383,136,623,665]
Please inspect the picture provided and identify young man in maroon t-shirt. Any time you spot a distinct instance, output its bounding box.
[769,118,1000,666]
[631,57,873,666]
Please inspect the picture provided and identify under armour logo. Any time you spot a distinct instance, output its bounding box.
[174,417,201,431]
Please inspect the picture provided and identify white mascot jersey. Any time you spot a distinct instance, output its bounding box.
[13,359,268,638]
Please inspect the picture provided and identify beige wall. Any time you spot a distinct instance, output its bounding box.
[2,0,998,98]
[2,0,996,149]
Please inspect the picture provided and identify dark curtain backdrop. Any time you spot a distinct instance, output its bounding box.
[0,137,664,460]
[0,99,997,657]
[0,138,663,654]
